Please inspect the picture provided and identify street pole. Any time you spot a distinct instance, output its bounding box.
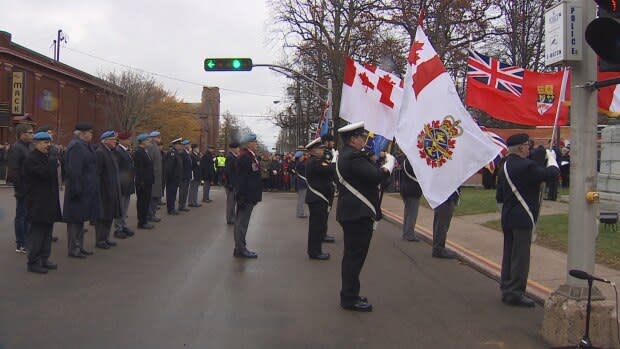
[564,0,599,292]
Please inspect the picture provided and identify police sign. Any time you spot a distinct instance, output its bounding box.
[545,1,583,67]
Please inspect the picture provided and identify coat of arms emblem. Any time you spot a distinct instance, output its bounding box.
[417,115,463,168]
[537,84,555,115]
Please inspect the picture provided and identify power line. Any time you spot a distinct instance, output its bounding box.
[60,45,283,98]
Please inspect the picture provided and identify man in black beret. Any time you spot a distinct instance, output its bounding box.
[496,133,560,307]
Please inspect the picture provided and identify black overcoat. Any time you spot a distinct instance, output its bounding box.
[165,149,183,185]
[191,151,201,180]
[336,144,389,223]
[200,152,215,181]
[134,147,154,187]
[223,152,238,189]
[234,149,262,205]
[96,144,122,220]
[63,138,100,223]
[114,145,135,196]
[23,149,62,224]
[305,155,334,205]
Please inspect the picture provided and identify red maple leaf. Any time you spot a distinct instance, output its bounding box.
[358,72,375,90]
[408,40,424,65]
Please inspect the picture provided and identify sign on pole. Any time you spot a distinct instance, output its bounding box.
[545,1,583,67]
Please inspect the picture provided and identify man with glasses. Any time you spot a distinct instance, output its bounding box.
[7,123,33,253]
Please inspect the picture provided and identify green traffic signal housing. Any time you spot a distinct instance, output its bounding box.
[204,58,253,71]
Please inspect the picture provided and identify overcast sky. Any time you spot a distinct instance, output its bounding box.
[2,0,289,149]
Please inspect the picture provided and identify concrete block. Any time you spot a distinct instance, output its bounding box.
[542,291,618,348]
[602,125,620,142]
[600,161,612,175]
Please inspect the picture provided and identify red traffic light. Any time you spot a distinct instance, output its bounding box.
[595,0,619,12]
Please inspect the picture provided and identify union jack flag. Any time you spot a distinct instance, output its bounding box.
[467,50,524,98]
[479,126,508,173]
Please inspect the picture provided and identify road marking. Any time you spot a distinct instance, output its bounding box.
[381,208,553,299]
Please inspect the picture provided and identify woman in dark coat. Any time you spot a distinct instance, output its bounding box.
[24,132,62,273]
[63,123,100,258]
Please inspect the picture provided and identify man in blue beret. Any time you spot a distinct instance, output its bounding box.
[233,132,261,258]
[134,134,155,230]
[94,130,123,249]
[178,139,192,212]
[22,132,62,273]
[64,122,98,258]
[147,131,164,223]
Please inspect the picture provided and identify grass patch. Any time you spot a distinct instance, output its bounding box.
[389,187,499,216]
[483,214,620,270]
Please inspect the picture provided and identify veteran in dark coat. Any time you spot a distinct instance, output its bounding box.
[188,144,202,207]
[399,155,422,242]
[304,138,335,260]
[223,142,239,224]
[200,146,216,202]
[113,131,135,237]
[7,123,33,253]
[335,122,393,313]
[496,133,560,307]
[178,139,192,211]
[134,133,155,230]
[165,138,184,214]
[23,132,62,273]
[233,133,262,258]
[147,131,163,222]
[94,130,123,249]
[63,123,99,258]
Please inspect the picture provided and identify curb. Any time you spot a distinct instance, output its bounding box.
[381,208,552,305]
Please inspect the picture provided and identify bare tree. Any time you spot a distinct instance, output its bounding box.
[100,70,167,131]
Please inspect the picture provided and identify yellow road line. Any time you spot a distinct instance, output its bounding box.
[381,208,553,297]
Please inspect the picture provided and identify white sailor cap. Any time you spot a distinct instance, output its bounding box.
[170,137,183,144]
[337,121,366,136]
[305,137,325,150]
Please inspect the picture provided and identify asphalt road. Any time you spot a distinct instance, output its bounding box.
[0,187,547,348]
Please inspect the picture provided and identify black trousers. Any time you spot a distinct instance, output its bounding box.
[500,228,532,299]
[136,184,152,226]
[166,182,179,212]
[95,219,113,244]
[308,201,328,257]
[28,222,53,267]
[339,218,373,306]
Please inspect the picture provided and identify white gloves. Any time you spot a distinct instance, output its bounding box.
[545,149,559,168]
[331,150,339,164]
[382,153,396,173]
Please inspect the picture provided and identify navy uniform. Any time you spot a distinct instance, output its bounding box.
[496,133,559,307]
[335,122,394,312]
[399,155,422,242]
[113,131,135,237]
[134,133,155,229]
[188,144,202,207]
[304,138,335,260]
[23,132,61,273]
[178,139,192,211]
[233,133,262,258]
[200,147,216,202]
[165,138,184,214]
[147,131,163,223]
[223,142,240,224]
[294,152,308,217]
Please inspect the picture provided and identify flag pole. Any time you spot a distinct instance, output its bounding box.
[376,137,397,221]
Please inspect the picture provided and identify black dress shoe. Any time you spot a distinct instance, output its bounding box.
[168,210,179,215]
[149,216,162,222]
[123,228,135,236]
[505,295,536,307]
[42,261,58,270]
[80,249,93,255]
[138,223,155,230]
[52,236,59,242]
[189,204,202,207]
[309,253,330,260]
[114,231,127,239]
[358,296,369,303]
[322,235,336,243]
[179,207,190,212]
[432,249,458,259]
[28,265,48,274]
[105,240,117,247]
[341,301,373,312]
[68,252,87,259]
[403,235,421,242]
[233,249,258,258]
[96,242,110,249]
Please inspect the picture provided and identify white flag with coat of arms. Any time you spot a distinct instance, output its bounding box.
[395,24,501,209]
[339,57,403,138]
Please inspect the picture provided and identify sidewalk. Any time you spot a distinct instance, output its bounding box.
[380,193,620,302]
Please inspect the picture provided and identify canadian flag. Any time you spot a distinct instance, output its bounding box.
[599,71,620,116]
[395,25,502,209]
[340,57,403,138]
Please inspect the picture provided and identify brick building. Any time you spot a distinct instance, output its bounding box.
[0,31,123,146]
[186,86,220,152]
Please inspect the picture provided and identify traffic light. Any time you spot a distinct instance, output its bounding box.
[203,58,253,72]
[586,0,620,71]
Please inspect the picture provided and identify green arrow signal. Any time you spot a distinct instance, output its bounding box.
[206,60,216,69]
